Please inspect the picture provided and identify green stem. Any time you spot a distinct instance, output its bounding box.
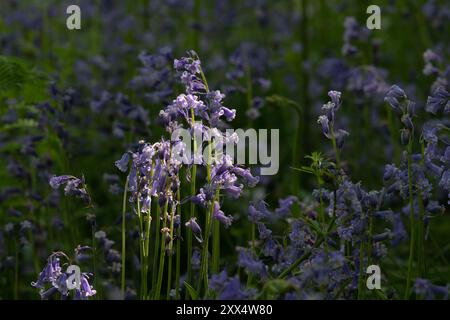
[121,176,129,299]
[14,245,19,300]
[166,205,176,299]
[357,240,365,299]
[405,138,415,299]
[175,189,181,299]
[186,108,198,297]
[151,204,161,291]
[199,199,213,294]
[247,223,256,286]
[212,219,220,274]
[278,218,335,279]
[386,106,400,163]
[417,141,426,278]
[137,195,146,300]
[91,225,98,300]
[155,199,169,299]
[330,125,341,168]
[144,209,152,300]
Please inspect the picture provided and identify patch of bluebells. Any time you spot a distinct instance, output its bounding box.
[114,51,260,291]
[31,251,96,300]
[317,90,349,151]
[49,175,91,205]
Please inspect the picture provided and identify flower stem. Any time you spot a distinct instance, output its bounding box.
[91,224,98,300]
[166,204,176,299]
[405,137,416,299]
[136,195,146,300]
[144,209,152,300]
[175,189,181,299]
[155,198,169,300]
[247,223,256,286]
[212,219,220,274]
[14,244,19,300]
[357,240,365,300]
[121,176,129,299]
[417,141,426,278]
[330,125,341,168]
[186,108,197,297]
[199,198,213,294]
[151,204,161,291]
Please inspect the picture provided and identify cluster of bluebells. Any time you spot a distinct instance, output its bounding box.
[114,51,260,277]
[384,84,449,205]
[414,278,449,300]
[1,1,449,301]
[317,91,349,150]
[130,48,174,105]
[95,231,122,274]
[207,80,448,299]
[49,175,91,205]
[423,49,449,115]
[342,17,370,57]
[224,43,272,120]
[385,85,416,146]
[31,251,96,300]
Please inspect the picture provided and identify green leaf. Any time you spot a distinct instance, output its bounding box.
[0,56,28,92]
[183,281,198,300]
[0,119,38,132]
[257,279,295,299]
[266,94,302,114]
[0,56,48,99]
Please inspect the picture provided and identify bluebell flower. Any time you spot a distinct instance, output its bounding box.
[185,217,203,243]
[275,196,298,217]
[257,222,272,240]
[237,248,268,279]
[32,250,96,300]
[191,248,201,271]
[213,201,233,228]
[49,175,72,189]
[426,86,449,114]
[218,277,250,300]
[384,85,407,113]
[115,152,130,172]
[414,278,449,300]
[209,270,228,292]
[80,273,97,298]
[422,49,441,76]
[248,200,271,223]
[49,175,90,204]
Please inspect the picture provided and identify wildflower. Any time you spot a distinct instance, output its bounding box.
[31,251,96,300]
[256,222,272,240]
[422,49,441,76]
[115,152,130,172]
[275,196,298,217]
[219,277,251,300]
[317,115,330,138]
[426,86,449,114]
[49,175,90,204]
[79,274,97,298]
[209,270,228,292]
[248,200,271,223]
[237,248,268,279]
[49,175,72,189]
[185,217,203,243]
[191,248,201,270]
[212,201,233,228]
[384,85,407,113]
[414,278,449,300]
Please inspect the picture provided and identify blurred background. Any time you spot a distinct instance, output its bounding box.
[0,0,448,299]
